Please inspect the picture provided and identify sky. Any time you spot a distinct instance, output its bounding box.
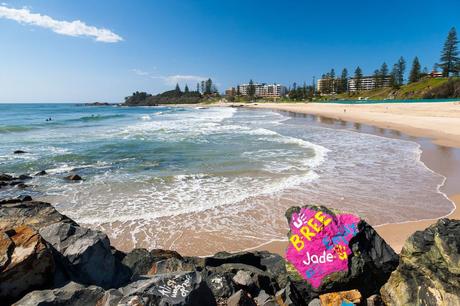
[0,0,459,103]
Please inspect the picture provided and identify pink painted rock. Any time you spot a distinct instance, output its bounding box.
[284,205,398,299]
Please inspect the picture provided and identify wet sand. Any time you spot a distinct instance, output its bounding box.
[247,102,460,254]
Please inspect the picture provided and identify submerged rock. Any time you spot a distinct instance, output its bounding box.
[34,170,47,176]
[13,150,27,154]
[64,174,82,181]
[0,173,14,181]
[0,225,55,303]
[284,205,399,300]
[381,218,460,306]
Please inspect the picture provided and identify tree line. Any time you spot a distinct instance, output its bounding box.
[317,27,459,94]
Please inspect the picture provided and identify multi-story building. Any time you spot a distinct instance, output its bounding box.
[347,76,391,92]
[238,83,287,97]
[316,78,342,94]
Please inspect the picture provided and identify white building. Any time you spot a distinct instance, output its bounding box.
[348,76,391,92]
[238,83,287,97]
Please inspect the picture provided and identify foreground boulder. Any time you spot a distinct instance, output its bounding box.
[284,205,399,300]
[381,218,460,306]
[0,225,55,303]
[0,199,76,231]
[104,271,216,306]
[13,282,105,306]
[39,222,128,288]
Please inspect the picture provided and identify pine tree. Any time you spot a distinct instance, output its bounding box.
[390,64,400,89]
[397,57,406,85]
[379,62,389,87]
[353,66,363,92]
[409,57,422,83]
[175,83,181,94]
[184,84,190,93]
[373,69,381,88]
[248,79,256,99]
[339,68,348,93]
[196,82,200,93]
[439,27,459,77]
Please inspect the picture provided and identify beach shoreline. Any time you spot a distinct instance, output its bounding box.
[244,101,460,254]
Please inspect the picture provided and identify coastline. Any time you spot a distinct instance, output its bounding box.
[245,101,460,254]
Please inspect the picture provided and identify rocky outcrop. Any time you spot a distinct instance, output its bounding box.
[284,205,399,300]
[381,218,460,306]
[0,225,55,303]
[4,197,459,306]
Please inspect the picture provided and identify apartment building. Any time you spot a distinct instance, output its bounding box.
[237,83,287,97]
[347,76,391,92]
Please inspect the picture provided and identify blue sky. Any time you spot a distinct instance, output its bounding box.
[0,0,459,103]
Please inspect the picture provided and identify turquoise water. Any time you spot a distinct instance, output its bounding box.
[0,103,453,254]
[321,98,458,104]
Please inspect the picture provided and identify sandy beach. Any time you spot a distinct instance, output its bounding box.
[243,101,460,254]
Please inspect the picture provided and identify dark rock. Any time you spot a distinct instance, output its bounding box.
[34,170,47,176]
[275,282,308,306]
[122,248,183,278]
[284,205,399,299]
[0,195,32,205]
[0,173,14,181]
[64,174,82,181]
[366,294,384,306]
[148,257,196,275]
[255,290,276,306]
[206,263,279,297]
[203,270,236,299]
[0,225,55,304]
[16,195,33,202]
[14,150,27,154]
[204,251,287,288]
[307,298,321,306]
[16,183,29,189]
[18,174,32,180]
[233,270,254,287]
[227,289,256,306]
[381,218,460,305]
[0,200,76,231]
[13,282,105,306]
[39,222,125,289]
[109,271,216,306]
[9,180,23,186]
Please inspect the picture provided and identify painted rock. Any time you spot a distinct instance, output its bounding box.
[284,205,398,299]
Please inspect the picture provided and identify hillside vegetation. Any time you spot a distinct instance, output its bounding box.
[333,77,460,101]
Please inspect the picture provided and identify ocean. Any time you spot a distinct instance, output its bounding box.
[0,103,453,255]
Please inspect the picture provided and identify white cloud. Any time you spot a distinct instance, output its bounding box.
[131,69,150,76]
[131,69,208,86]
[0,5,123,43]
[164,75,207,85]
